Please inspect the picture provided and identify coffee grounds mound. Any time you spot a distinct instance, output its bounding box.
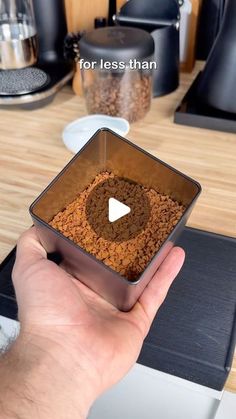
[85,176,150,242]
[50,172,185,281]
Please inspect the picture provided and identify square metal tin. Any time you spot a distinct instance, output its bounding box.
[30,128,201,311]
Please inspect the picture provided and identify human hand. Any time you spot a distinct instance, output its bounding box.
[10,227,184,418]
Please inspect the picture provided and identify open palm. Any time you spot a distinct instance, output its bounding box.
[13,227,185,397]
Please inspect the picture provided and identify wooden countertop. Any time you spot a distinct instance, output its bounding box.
[0,63,235,391]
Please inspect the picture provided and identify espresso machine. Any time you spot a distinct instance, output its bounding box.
[0,0,73,108]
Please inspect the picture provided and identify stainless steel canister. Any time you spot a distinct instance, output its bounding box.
[0,0,38,69]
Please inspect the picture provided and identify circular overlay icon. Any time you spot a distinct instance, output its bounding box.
[86,176,150,242]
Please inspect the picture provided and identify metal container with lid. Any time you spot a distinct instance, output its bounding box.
[79,26,155,122]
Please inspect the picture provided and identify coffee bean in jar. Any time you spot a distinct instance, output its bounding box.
[79,27,155,123]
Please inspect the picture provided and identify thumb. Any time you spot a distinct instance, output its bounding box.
[12,227,47,288]
[138,247,185,324]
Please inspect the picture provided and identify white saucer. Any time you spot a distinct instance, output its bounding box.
[62,114,130,154]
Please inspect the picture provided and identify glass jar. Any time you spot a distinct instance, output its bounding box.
[79,27,155,123]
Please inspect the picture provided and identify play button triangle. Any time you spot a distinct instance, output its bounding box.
[108,197,131,223]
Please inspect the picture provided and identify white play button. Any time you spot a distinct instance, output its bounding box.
[108,197,131,223]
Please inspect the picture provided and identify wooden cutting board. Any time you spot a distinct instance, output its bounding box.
[181,0,202,72]
[64,0,127,32]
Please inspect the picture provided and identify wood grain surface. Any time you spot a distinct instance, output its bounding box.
[116,0,127,12]
[0,62,235,390]
[181,0,202,72]
[64,0,129,32]
[65,0,109,32]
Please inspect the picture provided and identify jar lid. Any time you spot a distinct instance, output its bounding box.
[79,26,155,63]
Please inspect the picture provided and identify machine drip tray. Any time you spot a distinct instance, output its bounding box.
[0,60,73,109]
[175,72,236,134]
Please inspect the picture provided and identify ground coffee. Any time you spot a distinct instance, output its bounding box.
[50,172,185,281]
[83,71,152,123]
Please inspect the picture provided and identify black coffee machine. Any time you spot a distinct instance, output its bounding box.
[0,0,73,109]
[175,0,236,133]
